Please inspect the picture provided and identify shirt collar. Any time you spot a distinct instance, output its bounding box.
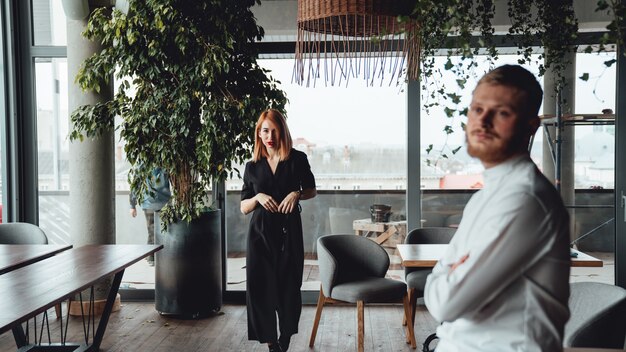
[482,154,529,187]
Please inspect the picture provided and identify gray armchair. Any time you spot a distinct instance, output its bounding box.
[0,222,64,319]
[0,222,48,244]
[310,234,416,351]
[404,227,456,327]
[564,281,626,348]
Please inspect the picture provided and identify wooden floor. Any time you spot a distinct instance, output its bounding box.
[0,301,438,352]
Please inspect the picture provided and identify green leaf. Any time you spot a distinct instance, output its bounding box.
[604,59,617,67]
[579,73,589,81]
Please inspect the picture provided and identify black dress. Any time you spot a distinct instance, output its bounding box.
[241,149,316,343]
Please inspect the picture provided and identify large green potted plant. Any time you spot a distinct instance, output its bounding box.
[70,0,286,317]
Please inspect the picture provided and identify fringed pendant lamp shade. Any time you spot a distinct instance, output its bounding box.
[294,0,420,86]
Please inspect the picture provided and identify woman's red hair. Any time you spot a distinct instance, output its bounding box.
[252,109,293,162]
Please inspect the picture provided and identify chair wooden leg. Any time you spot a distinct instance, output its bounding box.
[403,289,409,326]
[409,288,418,326]
[403,293,417,349]
[357,300,364,352]
[309,287,326,347]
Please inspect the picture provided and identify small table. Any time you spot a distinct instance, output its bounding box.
[397,244,604,268]
[0,244,72,275]
[353,218,408,248]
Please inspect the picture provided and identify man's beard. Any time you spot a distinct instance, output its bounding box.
[466,125,527,165]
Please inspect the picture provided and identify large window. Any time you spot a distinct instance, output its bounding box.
[32,0,155,289]
[26,0,617,292]
[418,52,616,285]
[420,54,545,191]
[32,0,66,46]
[35,58,69,243]
[574,52,616,190]
[225,58,408,291]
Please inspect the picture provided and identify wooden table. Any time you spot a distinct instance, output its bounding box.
[0,244,162,351]
[397,244,604,268]
[396,244,447,267]
[0,244,72,275]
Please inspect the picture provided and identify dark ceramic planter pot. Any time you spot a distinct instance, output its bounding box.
[155,210,222,318]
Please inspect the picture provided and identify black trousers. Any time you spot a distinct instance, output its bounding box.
[246,212,304,343]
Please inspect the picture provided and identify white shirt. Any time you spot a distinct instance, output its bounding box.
[424,155,570,352]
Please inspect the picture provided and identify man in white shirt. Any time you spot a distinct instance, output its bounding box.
[424,65,570,352]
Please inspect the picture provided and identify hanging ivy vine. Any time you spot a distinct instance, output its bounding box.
[403,0,622,167]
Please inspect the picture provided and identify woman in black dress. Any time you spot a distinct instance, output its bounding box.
[240,109,316,352]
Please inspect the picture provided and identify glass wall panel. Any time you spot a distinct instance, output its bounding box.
[419,55,543,237]
[35,58,69,244]
[225,58,408,291]
[34,59,162,289]
[253,1,297,41]
[571,52,616,285]
[32,0,67,46]
[574,52,616,189]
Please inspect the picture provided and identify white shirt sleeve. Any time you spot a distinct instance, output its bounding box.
[424,192,560,323]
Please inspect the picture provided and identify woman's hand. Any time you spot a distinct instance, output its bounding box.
[256,193,279,213]
[278,191,300,214]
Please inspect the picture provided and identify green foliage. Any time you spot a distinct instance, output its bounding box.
[408,0,622,167]
[70,0,287,227]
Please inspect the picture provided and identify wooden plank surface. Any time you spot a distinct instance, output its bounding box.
[0,302,440,352]
[0,244,162,335]
[0,302,620,351]
[0,244,72,275]
[398,244,604,268]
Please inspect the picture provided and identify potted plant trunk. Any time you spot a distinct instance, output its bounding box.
[69,0,287,317]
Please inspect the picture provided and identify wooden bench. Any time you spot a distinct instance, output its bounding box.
[0,244,162,351]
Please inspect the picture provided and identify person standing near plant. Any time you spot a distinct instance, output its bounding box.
[129,167,171,266]
[241,109,317,352]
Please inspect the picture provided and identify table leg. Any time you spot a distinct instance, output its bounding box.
[11,324,27,348]
[71,270,124,352]
[89,270,124,352]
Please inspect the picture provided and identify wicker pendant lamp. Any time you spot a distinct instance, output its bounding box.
[294,0,420,87]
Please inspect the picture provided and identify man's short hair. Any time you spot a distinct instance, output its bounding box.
[477,65,543,118]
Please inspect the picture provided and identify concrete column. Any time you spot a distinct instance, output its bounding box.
[67,6,119,315]
[67,14,115,247]
[543,52,576,241]
[67,8,115,303]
